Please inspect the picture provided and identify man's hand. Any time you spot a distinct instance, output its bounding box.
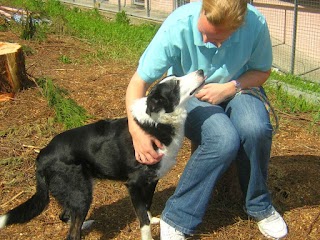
[130,124,163,165]
[195,82,235,104]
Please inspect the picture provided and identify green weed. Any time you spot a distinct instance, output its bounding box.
[115,10,130,25]
[8,0,158,61]
[20,12,36,40]
[37,77,90,129]
[22,44,35,56]
[270,71,320,94]
[0,157,24,167]
[265,84,317,113]
[59,55,72,64]
[7,0,319,126]
[267,71,319,125]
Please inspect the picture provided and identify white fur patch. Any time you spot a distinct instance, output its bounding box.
[81,219,95,230]
[147,211,160,225]
[156,107,187,178]
[131,98,186,179]
[130,70,204,179]
[130,97,154,126]
[0,215,8,229]
[141,224,153,240]
[151,217,160,225]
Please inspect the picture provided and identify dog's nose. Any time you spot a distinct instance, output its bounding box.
[197,69,204,76]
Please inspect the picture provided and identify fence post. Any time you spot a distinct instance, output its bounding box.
[290,0,298,74]
[146,0,150,17]
[173,0,176,10]
[118,0,121,12]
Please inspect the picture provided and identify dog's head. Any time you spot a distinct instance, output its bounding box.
[146,70,205,116]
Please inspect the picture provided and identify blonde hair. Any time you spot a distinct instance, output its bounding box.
[202,0,248,30]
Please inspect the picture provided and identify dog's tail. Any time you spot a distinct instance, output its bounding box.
[0,169,49,229]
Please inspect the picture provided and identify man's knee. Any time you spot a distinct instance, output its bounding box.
[239,120,273,142]
[192,127,240,158]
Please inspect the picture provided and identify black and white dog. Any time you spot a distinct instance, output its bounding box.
[0,70,205,240]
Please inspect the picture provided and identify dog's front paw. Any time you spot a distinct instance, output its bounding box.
[141,225,153,240]
[151,217,160,225]
[147,211,160,225]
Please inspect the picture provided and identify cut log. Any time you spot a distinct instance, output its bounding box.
[0,42,34,101]
[191,141,243,202]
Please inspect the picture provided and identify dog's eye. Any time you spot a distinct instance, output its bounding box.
[158,96,166,103]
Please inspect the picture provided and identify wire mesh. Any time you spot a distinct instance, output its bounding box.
[251,0,319,82]
[59,0,319,82]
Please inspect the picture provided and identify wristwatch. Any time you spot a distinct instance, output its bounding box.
[232,80,242,93]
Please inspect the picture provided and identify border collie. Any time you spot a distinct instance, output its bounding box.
[0,70,205,240]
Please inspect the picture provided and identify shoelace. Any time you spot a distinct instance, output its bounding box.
[262,211,280,223]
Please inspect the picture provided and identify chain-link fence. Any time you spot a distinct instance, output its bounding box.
[251,0,319,83]
[60,0,320,83]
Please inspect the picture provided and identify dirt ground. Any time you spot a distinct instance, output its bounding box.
[0,30,320,240]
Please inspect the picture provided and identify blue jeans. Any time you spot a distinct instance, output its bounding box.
[162,90,274,235]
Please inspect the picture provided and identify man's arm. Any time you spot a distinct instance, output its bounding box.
[236,69,271,89]
[195,69,271,104]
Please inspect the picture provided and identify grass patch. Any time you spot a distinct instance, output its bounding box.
[265,84,319,111]
[0,157,24,167]
[37,77,90,129]
[270,71,320,94]
[5,0,319,126]
[59,55,72,64]
[267,71,320,124]
[7,0,159,62]
[265,84,320,125]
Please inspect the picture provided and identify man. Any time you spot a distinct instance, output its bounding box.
[126,0,288,239]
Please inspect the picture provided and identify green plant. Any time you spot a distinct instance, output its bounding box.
[22,45,34,56]
[115,10,130,25]
[9,0,159,61]
[21,12,37,40]
[59,55,72,64]
[37,77,90,129]
[0,20,9,32]
[266,85,311,112]
[270,71,320,94]
[267,70,319,125]
[8,0,318,126]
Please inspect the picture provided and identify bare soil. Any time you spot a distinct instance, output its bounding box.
[0,31,319,240]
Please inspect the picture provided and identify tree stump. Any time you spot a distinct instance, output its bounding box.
[0,42,34,101]
[191,141,243,202]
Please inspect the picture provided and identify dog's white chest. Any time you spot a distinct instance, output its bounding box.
[156,130,184,178]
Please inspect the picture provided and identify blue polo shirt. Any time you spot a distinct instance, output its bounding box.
[137,1,272,84]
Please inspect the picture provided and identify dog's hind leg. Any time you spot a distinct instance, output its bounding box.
[49,166,93,240]
[60,209,71,223]
[59,208,94,230]
[64,188,92,240]
[67,211,87,240]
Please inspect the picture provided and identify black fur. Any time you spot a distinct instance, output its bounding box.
[0,70,205,240]
[1,79,179,240]
[147,79,180,114]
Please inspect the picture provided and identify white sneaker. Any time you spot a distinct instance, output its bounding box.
[160,219,185,240]
[257,210,288,239]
